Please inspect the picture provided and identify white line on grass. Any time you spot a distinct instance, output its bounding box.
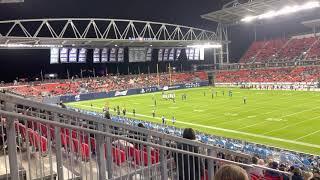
[207,94,310,126]
[74,104,320,149]
[263,114,320,135]
[295,129,320,141]
[236,106,320,130]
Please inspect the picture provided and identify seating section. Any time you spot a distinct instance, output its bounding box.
[306,39,320,59]
[276,37,317,61]
[241,36,320,63]
[240,41,266,63]
[255,39,287,63]
[15,122,48,154]
[216,66,320,83]
[14,121,160,166]
[3,72,208,98]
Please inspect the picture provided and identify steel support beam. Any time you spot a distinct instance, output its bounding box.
[4,102,19,180]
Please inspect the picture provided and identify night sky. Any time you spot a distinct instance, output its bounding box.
[0,0,317,82]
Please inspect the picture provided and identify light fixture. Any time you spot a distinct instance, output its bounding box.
[241,1,320,23]
[187,43,222,49]
[0,44,63,48]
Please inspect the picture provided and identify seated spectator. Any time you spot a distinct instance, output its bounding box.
[175,128,203,180]
[303,171,314,180]
[279,164,289,180]
[265,161,280,178]
[292,167,303,180]
[313,168,320,179]
[249,156,264,177]
[214,164,249,180]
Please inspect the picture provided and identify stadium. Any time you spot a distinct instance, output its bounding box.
[1,0,320,179]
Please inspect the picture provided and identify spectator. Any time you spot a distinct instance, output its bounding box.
[249,156,264,177]
[313,168,320,179]
[303,171,314,180]
[214,164,249,180]
[265,161,280,178]
[292,167,303,180]
[279,164,289,180]
[104,109,111,119]
[175,128,203,180]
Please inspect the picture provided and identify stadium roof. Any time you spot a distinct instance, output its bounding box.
[302,19,320,28]
[0,18,220,49]
[201,0,317,25]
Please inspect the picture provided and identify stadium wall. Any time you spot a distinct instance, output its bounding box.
[44,81,209,104]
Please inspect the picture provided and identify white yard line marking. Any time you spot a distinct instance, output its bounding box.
[74,104,320,149]
[194,109,204,112]
[295,129,320,141]
[263,114,320,135]
[234,102,320,130]
[210,94,309,126]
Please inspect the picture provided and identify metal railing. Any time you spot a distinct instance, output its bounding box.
[0,92,292,180]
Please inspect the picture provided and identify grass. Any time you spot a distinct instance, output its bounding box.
[67,87,320,155]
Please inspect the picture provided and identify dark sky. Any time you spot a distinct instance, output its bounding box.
[0,0,223,29]
[0,0,317,82]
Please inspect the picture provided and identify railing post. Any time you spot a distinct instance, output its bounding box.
[96,123,107,179]
[54,113,64,180]
[207,148,216,180]
[4,101,19,180]
[159,138,168,180]
[146,135,152,179]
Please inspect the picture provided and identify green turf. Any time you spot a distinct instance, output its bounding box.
[67,87,320,155]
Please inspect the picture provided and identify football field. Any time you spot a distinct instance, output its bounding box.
[67,87,320,155]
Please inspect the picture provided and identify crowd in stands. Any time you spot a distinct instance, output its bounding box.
[1,71,207,97]
[4,65,320,98]
[255,39,287,63]
[216,66,320,83]
[240,35,320,64]
[68,107,320,180]
[240,41,267,63]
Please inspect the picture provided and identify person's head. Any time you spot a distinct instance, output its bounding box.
[252,156,258,165]
[257,159,265,166]
[269,161,278,170]
[313,168,320,178]
[137,123,145,128]
[292,167,302,176]
[279,164,287,171]
[303,171,313,180]
[214,164,249,180]
[182,128,196,140]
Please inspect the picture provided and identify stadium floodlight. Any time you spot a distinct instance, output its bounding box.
[187,43,222,49]
[241,1,320,23]
[0,44,63,48]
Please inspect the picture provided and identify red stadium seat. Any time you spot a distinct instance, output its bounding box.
[27,128,34,145]
[31,131,48,153]
[49,128,55,140]
[201,170,208,180]
[71,130,77,139]
[132,148,158,166]
[40,124,47,137]
[104,144,126,166]
[18,123,27,141]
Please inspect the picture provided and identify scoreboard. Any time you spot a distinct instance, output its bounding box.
[50,46,206,64]
[50,48,59,64]
[129,47,150,62]
[50,47,87,64]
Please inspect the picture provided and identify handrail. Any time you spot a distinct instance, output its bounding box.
[0,92,249,157]
[0,109,293,177]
